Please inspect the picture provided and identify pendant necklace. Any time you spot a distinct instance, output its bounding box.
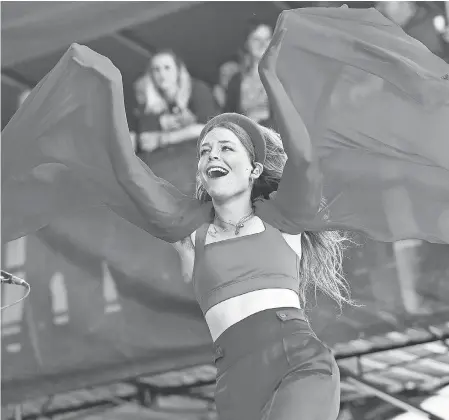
[213,210,255,236]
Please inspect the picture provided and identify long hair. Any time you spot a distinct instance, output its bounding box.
[134,49,192,115]
[196,120,355,309]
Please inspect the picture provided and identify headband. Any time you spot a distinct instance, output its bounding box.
[198,113,267,163]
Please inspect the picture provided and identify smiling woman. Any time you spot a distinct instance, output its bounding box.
[171,106,348,420]
[133,49,220,154]
[155,22,352,420]
[197,126,263,203]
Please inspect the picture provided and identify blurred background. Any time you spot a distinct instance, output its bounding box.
[1,2,449,420]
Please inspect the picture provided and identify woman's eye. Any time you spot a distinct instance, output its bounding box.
[222,146,233,152]
[200,149,209,156]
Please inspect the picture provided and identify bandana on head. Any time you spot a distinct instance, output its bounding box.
[198,113,267,164]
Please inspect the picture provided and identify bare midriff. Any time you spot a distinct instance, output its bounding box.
[204,288,301,341]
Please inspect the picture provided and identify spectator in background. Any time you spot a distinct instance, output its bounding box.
[213,60,241,109]
[133,49,219,153]
[225,22,273,126]
[376,1,449,62]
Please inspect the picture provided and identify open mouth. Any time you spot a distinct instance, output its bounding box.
[206,166,229,179]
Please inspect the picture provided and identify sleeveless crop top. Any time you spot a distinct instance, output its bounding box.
[192,221,300,314]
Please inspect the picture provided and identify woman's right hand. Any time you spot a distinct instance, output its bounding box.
[259,19,287,78]
[140,132,161,152]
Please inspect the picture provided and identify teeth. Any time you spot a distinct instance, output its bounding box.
[207,167,228,177]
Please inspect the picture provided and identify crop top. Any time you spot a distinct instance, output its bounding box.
[192,221,300,314]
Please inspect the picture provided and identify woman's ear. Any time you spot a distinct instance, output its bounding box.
[251,162,264,180]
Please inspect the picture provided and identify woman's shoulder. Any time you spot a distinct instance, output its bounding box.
[254,198,306,236]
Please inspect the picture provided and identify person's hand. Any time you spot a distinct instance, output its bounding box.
[178,109,197,126]
[160,110,197,131]
[139,132,161,152]
[159,131,174,147]
[259,24,287,77]
[160,114,181,131]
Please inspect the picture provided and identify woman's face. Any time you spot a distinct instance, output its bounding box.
[198,127,256,202]
[246,24,273,60]
[150,53,179,93]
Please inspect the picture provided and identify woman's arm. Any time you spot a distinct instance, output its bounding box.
[139,124,204,151]
[259,25,323,225]
[161,124,205,146]
[155,79,219,147]
[110,117,212,243]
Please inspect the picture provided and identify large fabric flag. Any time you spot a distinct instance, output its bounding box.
[2,6,449,246]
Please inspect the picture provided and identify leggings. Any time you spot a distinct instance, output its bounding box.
[213,307,340,420]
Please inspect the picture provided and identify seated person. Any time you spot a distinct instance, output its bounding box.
[133,49,219,153]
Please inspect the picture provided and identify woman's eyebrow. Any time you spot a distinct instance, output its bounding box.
[200,140,233,148]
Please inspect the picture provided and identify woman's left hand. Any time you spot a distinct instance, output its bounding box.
[259,24,287,77]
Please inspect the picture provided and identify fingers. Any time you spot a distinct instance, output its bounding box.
[272,28,287,49]
[258,12,287,75]
[271,10,288,48]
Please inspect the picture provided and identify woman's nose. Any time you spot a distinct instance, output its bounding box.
[209,149,220,160]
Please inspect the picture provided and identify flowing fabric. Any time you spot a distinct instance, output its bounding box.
[272,7,449,243]
[2,6,449,245]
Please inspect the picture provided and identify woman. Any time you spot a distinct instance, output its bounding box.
[163,29,350,420]
[172,121,347,420]
[225,22,274,126]
[133,49,219,153]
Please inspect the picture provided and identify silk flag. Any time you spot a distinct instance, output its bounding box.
[2,6,449,246]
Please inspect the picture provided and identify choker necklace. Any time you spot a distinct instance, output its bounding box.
[213,210,254,236]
